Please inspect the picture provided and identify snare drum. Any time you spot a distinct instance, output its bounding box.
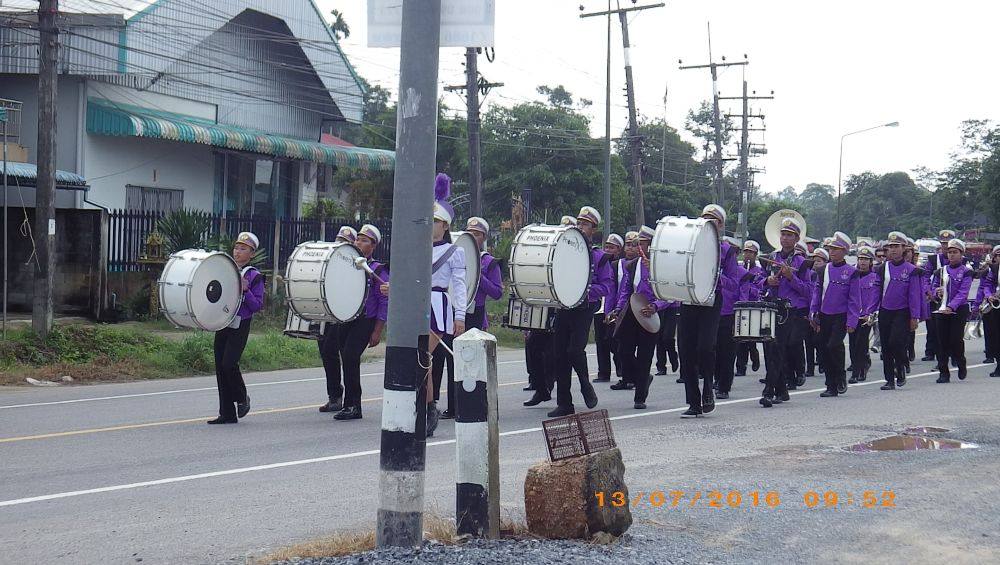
[283,310,326,340]
[504,295,556,331]
[509,224,592,308]
[733,301,778,342]
[650,216,720,305]
[159,249,243,331]
[284,241,368,322]
[450,231,482,309]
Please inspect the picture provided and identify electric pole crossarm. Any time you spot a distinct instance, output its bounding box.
[677,61,748,70]
[579,3,665,18]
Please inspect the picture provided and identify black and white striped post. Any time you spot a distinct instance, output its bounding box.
[454,328,500,538]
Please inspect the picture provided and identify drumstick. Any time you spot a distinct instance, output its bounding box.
[354,256,386,285]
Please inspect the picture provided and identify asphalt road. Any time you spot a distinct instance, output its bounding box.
[1,333,999,564]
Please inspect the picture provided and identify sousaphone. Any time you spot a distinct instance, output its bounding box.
[764,209,808,251]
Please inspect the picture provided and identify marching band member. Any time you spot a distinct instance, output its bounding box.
[594,233,624,384]
[848,246,880,384]
[333,225,388,421]
[611,232,641,390]
[318,225,359,414]
[464,217,503,332]
[736,240,766,377]
[904,237,920,369]
[611,225,668,409]
[921,230,954,362]
[875,232,922,390]
[977,245,1000,377]
[810,233,857,398]
[803,247,829,385]
[760,218,812,408]
[678,204,739,417]
[932,239,974,383]
[715,249,750,400]
[654,298,681,378]
[561,215,578,226]
[209,231,264,425]
[547,206,613,417]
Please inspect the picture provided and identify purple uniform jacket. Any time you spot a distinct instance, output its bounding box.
[715,241,740,305]
[931,263,974,311]
[810,262,859,326]
[765,250,812,308]
[606,257,625,311]
[363,261,389,321]
[975,266,998,309]
[615,258,668,315]
[878,260,923,317]
[237,267,265,320]
[740,262,767,301]
[922,253,948,291]
[854,270,881,322]
[474,253,503,312]
[588,249,614,304]
[721,263,747,316]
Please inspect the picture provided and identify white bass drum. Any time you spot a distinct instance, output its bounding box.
[159,249,243,331]
[509,224,592,308]
[450,231,482,309]
[650,216,720,305]
[285,241,368,322]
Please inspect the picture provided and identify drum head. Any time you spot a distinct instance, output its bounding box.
[323,243,368,322]
[552,227,591,308]
[451,232,481,307]
[189,252,242,331]
[691,222,720,304]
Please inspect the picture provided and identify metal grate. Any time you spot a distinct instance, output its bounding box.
[542,409,617,462]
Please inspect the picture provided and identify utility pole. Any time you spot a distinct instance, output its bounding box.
[581,2,663,228]
[376,0,440,549]
[720,81,772,242]
[660,83,668,184]
[34,0,58,337]
[444,49,502,218]
[678,26,747,206]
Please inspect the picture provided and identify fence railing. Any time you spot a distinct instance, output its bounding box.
[108,210,393,272]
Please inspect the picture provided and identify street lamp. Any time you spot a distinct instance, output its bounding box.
[836,121,899,229]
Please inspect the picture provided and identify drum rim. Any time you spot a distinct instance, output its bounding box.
[159,250,241,331]
[734,300,779,310]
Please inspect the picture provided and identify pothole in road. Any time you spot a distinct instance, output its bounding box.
[847,435,978,452]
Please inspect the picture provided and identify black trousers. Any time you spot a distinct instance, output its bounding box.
[818,312,847,392]
[616,310,657,403]
[432,332,456,411]
[878,308,911,382]
[319,324,344,400]
[848,324,873,379]
[763,307,806,397]
[804,329,817,372]
[925,313,938,357]
[908,330,916,361]
[935,306,969,374]
[526,330,554,393]
[340,317,376,408]
[214,317,251,419]
[736,342,760,373]
[984,309,1000,360]
[678,300,721,410]
[594,313,619,379]
[655,308,680,373]
[715,314,737,393]
[466,307,488,331]
[553,302,597,407]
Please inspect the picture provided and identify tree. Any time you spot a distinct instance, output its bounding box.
[798,183,836,236]
[330,9,350,41]
[536,85,576,109]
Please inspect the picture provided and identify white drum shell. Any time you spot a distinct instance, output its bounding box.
[284,241,368,323]
[504,296,555,331]
[450,231,482,309]
[650,216,720,305]
[509,225,592,308]
[283,310,326,340]
[159,249,242,332]
[734,303,777,342]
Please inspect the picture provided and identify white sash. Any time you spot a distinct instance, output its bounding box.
[881,262,891,299]
[821,263,831,305]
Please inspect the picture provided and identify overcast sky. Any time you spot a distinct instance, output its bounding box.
[320,0,999,195]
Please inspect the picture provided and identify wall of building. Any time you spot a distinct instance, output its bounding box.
[0,74,83,177]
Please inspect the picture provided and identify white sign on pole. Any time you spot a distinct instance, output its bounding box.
[368,0,495,48]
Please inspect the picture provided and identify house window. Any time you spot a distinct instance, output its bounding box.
[126,185,184,214]
[214,152,299,218]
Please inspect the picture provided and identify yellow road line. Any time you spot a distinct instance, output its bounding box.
[0,379,531,444]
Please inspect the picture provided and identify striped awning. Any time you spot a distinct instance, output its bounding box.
[2,161,89,190]
[85,98,394,172]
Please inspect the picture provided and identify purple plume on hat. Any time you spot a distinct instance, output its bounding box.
[435,173,451,202]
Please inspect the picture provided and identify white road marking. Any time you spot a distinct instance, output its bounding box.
[0,363,985,509]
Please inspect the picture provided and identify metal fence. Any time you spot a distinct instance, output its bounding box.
[108,210,393,272]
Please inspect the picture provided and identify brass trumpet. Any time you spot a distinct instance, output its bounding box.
[860,312,879,327]
[982,294,1000,315]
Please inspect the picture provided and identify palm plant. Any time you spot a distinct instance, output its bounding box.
[157,208,211,254]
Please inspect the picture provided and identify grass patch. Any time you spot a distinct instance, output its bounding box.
[0,324,320,386]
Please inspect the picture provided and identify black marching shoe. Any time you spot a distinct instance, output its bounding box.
[547,405,575,418]
[592,376,611,383]
[237,395,251,418]
[735,368,747,377]
[820,389,838,398]
[523,391,552,406]
[984,357,995,364]
[207,415,238,424]
[796,373,807,387]
[676,377,685,384]
[777,391,790,402]
[440,409,455,420]
[935,374,950,384]
[837,380,848,395]
[680,407,703,418]
[751,359,761,372]
[848,376,859,384]
[655,369,667,376]
[921,355,935,362]
[846,365,854,372]
[319,397,343,413]
[581,383,599,409]
[958,365,968,380]
[759,395,773,408]
[904,363,911,374]
[523,384,536,391]
[610,380,631,390]
[426,402,440,438]
[880,381,896,391]
[702,389,716,413]
[909,351,916,362]
[991,366,1000,377]
[634,402,647,410]
[716,391,730,400]
[333,405,363,420]
[759,378,767,384]
[897,372,906,387]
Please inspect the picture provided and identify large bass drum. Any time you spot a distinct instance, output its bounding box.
[450,231,482,310]
[159,249,243,331]
[650,216,720,305]
[509,224,592,308]
[284,241,368,322]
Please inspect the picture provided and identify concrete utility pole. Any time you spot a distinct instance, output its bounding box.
[719,81,772,242]
[34,0,58,337]
[376,0,441,549]
[444,49,502,218]
[678,26,747,206]
[581,2,663,228]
